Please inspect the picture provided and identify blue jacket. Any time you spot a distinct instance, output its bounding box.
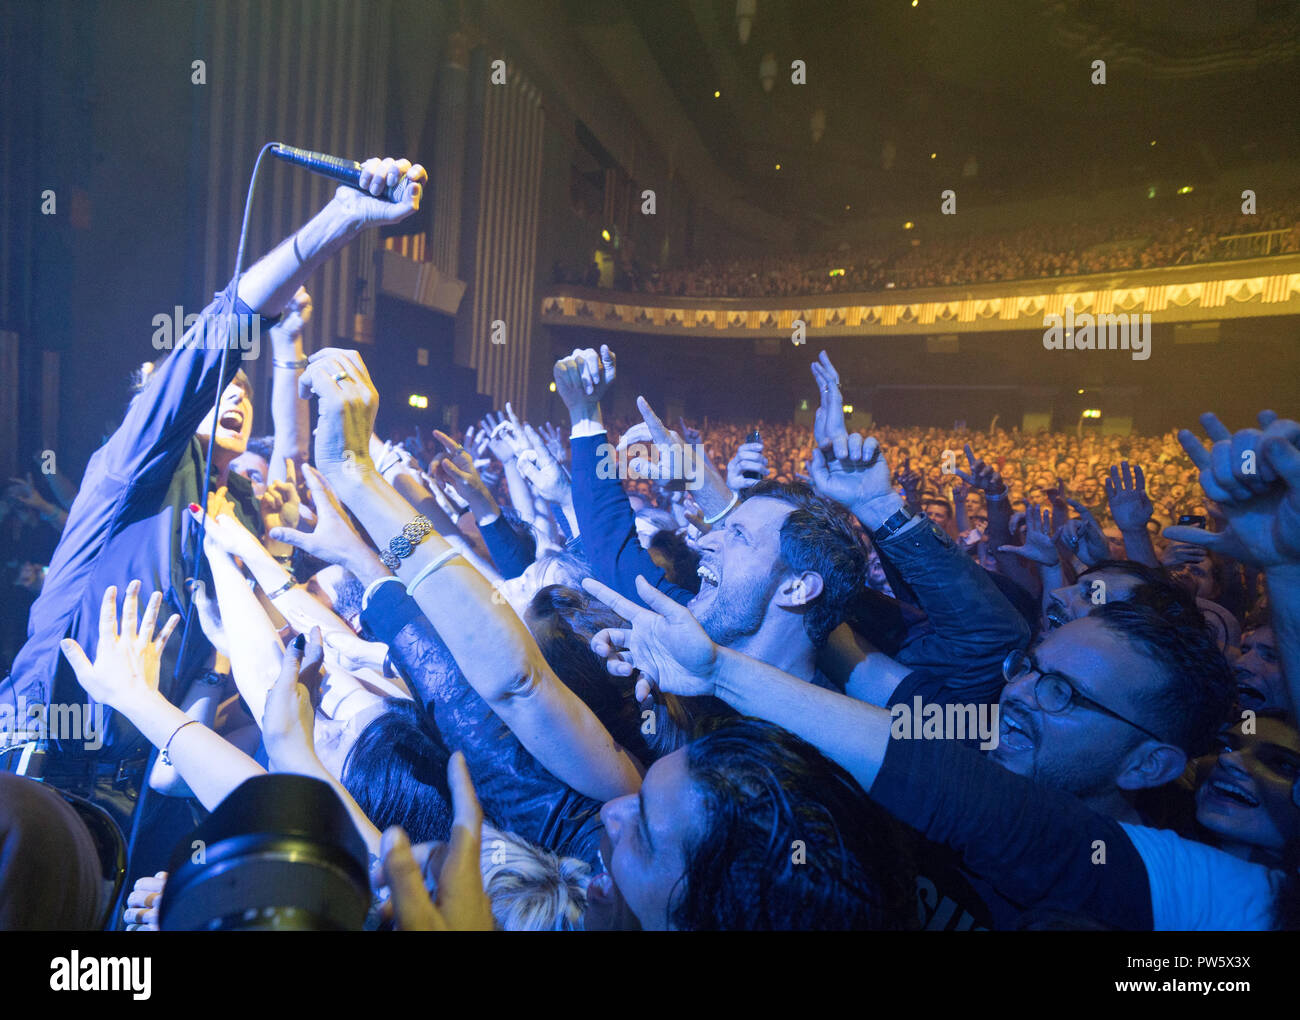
[1,281,269,754]
[568,432,1027,688]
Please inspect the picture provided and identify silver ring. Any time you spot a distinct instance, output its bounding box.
[332,371,348,382]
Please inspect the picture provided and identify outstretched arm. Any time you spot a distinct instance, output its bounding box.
[1164,412,1300,716]
[556,346,695,606]
[268,287,314,477]
[584,575,894,790]
[582,574,1165,930]
[308,349,643,802]
[1106,461,1159,567]
[235,157,425,316]
[60,583,263,812]
[807,352,1029,686]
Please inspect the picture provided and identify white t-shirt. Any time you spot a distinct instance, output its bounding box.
[1121,822,1283,931]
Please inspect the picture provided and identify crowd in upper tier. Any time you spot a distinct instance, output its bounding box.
[552,192,1300,298]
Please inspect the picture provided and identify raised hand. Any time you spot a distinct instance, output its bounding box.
[583,575,720,700]
[259,462,303,549]
[433,430,499,520]
[187,579,230,660]
[553,345,616,425]
[463,425,491,464]
[1163,411,1300,568]
[1060,499,1110,566]
[1105,460,1153,532]
[810,350,848,459]
[275,286,313,339]
[539,422,569,466]
[727,440,768,492]
[894,455,923,510]
[5,473,55,515]
[621,396,690,485]
[808,431,898,529]
[261,629,326,775]
[1160,542,1209,567]
[299,348,380,485]
[60,581,181,715]
[323,629,390,676]
[955,443,1006,495]
[372,436,422,486]
[186,505,266,569]
[270,463,384,579]
[479,410,527,464]
[998,503,1061,566]
[516,423,572,504]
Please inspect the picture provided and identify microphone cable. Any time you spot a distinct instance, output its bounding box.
[171,141,281,686]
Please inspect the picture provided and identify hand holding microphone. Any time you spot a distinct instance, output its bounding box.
[331,155,426,226]
[271,145,427,227]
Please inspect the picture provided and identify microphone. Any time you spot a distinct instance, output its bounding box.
[269,143,415,203]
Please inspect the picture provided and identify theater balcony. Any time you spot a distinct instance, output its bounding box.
[540,253,1300,339]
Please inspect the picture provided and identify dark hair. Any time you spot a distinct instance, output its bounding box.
[672,717,915,930]
[1090,600,1234,757]
[135,357,251,401]
[648,528,700,593]
[526,585,640,743]
[341,699,453,844]
[331,573,365,622]
[1079,560,1200,621]
[741,480,868,649]
[244,434,274,460]
[922,497,954,516]
[525,583,701,762]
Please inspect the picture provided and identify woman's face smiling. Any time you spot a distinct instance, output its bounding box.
[1196,717,1300,856]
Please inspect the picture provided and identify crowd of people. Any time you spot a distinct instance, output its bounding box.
[554,192,1300,298]
[2,155,1299,932]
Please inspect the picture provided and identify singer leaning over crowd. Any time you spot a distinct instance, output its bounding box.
[0,155,427,895]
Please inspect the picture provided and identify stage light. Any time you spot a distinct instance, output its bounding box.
[903,221,914,230]
[842,404,854,414]
[844,204,851,211]
[1082,408,1101,419]
[408,394,428,409]
[774,163,782,170]
[714,90,721,98]
[829,268,845,277]
[1077,389,1085,395]
[1178,185,1194,195]
[601,228,611,242]
[912,0,919,6]
[1150,140,1157,147]
[930,152,936,159]
[549,381,557,392]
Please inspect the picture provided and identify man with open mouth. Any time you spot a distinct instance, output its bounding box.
[0,153,428,918]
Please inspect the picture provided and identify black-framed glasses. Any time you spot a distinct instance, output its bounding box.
[1002,649,1169,745]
